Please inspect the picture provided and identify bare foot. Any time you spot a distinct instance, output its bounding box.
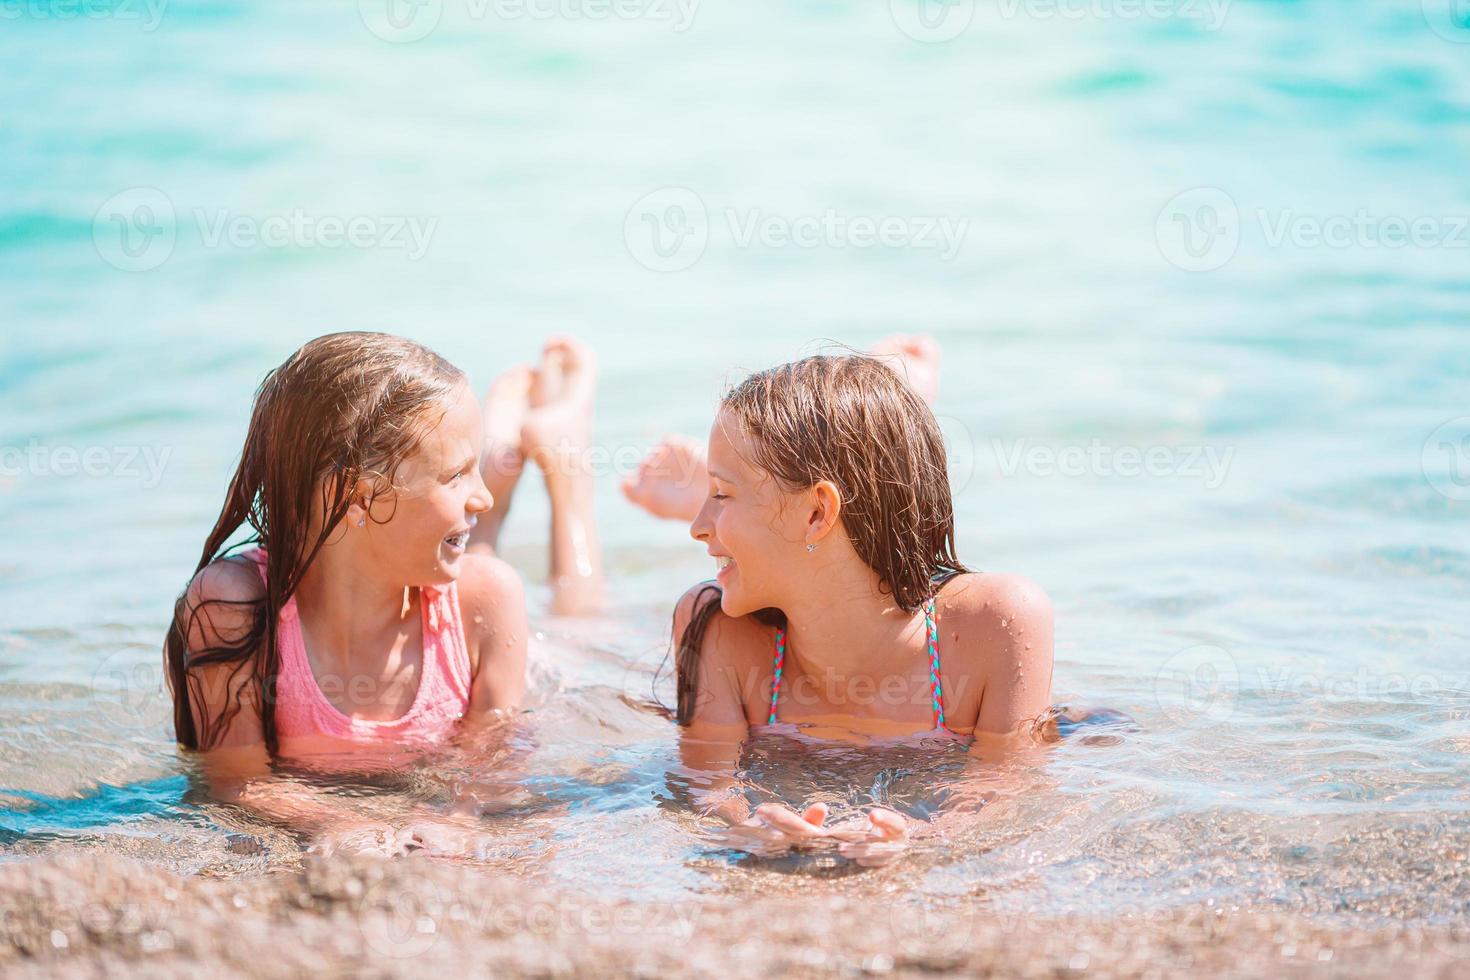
[522,336,596,478]
[620,435,708,523]
[870,333,941,405]
[482,365,533,484]
[469,365,534,554]
[521,336,603,614]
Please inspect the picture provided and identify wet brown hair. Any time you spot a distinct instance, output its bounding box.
[164,331,466,754]
[672,353,968,725]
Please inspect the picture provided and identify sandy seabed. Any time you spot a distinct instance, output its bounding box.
[2,854,1468,979]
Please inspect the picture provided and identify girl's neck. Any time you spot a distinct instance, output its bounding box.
[780,553,926,677]
[291,541,416,665]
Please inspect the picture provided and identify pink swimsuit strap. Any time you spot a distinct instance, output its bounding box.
[242,548,473,744]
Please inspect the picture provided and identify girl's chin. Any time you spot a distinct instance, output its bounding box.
[719,588,756,618]
[432,544,467,579]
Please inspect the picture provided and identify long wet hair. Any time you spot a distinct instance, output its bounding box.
[672,353,968,725]
[164,332,466,754]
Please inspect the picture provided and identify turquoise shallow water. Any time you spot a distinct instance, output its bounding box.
[1,0,1468,926]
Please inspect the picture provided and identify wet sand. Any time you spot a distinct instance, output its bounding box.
[3,853,1466,978]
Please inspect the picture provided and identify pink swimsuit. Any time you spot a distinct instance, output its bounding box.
[244,548,473,744]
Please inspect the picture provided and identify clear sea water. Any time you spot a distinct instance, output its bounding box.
[1,0,1468,937]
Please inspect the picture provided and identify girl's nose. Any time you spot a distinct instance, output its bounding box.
[689,502,712,542]
[468,470,493,514]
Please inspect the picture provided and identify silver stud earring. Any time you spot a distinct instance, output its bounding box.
[806,542,817,553]
[357,518,366,528]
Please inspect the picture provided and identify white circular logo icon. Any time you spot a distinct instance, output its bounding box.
[624,187,708,273]
[889,0,975,42]
[935,414,977,497]
[358,0,443,43]
[360,876,445,959]
[1422,416,1470,501]
[90,650,169,734]
[1423,0,1470,43]
[1155,187,1240,273]
[93,187,176,272]
[889,901,973,959]
[1154,644,1239,725]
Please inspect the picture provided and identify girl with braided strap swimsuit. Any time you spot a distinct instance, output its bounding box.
[670,353,1054,866]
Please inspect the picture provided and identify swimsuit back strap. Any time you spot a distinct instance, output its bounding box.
[767,627,786,725]
[925,595,946,729]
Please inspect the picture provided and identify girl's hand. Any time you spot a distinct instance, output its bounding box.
[833,806,912,868]
[309,822,415,859]
[309,817,504,861]
[399,817,505,860]
[717,802,832,856]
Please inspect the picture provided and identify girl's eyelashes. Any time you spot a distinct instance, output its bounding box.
[446,458,477,483]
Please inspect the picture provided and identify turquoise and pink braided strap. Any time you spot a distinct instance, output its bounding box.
[767,627,787,725]
[768,596,944,728]
[925,596,945,729]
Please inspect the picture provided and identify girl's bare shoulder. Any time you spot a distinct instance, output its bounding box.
[673,581,779,722]
[181,555,266,650]
[454,553,525,608]
[936,571,1053,631]
[935,572,1055,733]
[673,581,776,667]
[452,553,527,643]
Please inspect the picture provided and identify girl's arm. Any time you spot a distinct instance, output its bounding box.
[177,562,490,854]
[451,554,534,817]
[668,585,838,852]
[890,574,1055,838]
[458,553,530,722]
[963,573,1055,737]
[670,584,756,824]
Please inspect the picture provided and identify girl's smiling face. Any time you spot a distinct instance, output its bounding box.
[352,382,492,586]
[690,408,814,617]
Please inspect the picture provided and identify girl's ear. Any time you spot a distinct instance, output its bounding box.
[344,474,377,529]
[807,480,842,546]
